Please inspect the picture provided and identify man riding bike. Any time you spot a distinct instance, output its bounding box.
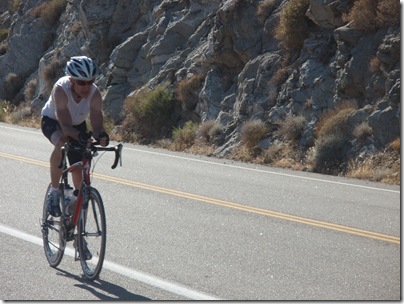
[41,56,109,218]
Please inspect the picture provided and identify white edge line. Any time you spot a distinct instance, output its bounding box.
[124,147,400,194]
[0,224,221,301]
[0,124,399,194]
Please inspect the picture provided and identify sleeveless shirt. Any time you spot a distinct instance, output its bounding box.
[41,76,97,126]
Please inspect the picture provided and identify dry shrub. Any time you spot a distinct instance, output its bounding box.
[0,100,14,122]
[0,29,8,43]
[389,137,400,152]
[24,78,38,102]
[346,139,400,184]
[375,0,400,27]
[257,0,276,21]
[344,0,400,31]
[352,122,373,141]
[311,132,351,174]
[369,56,381,73]
[274,0,310,50]
[240,119,268,150]
[31,0,66,25]
[265,142,306,170]
[197,120,223,144]
[276,115,306,142]
[177,74,204,111]
[42,58,65,94]
[4,72,23,102]
[315,100,357,138]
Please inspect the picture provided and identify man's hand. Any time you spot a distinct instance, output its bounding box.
[97,130,110,147]
[78,131,92,147]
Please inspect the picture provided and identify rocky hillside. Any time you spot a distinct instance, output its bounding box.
[0,0,400,181]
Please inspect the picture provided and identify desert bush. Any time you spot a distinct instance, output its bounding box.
[274,0,310,50]
[312,132,351,173]
[376,0,400,27]
[0,29,9,43]
[172,121,199,151]
[352,122,373,141]
[122,85,177,142]
[257,0,276,21]
[10,106,32,124]
[0,100,14,122]
[315,100,357,138]
[31,0,66,25]
[4,72,23,102]
[24,78,38,102]
[10,0,21,13]
[241,119,268,150]
[343,0,399,31]
[177,74,204,111]
[389,137,400,152]
[369,56,381,73]
[42,58,65,94]
[276,115,306,142]
[197,120,223,144]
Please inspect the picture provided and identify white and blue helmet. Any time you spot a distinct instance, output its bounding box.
[66,56,98,80]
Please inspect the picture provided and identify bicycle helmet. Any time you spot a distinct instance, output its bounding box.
[66,56,98,80]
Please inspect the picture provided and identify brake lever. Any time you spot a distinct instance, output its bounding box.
[111,143,123,169]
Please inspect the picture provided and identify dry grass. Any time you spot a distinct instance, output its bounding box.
[346,138,400,184]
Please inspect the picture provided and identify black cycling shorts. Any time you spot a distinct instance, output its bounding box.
[41,116,87,165]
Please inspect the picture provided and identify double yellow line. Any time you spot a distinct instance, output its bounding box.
[0,151,400,245]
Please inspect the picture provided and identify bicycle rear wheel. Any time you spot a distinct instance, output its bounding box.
[41,183,66,267]
[78,187,106,280]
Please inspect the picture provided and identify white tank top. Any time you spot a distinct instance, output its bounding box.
[41,76,97,125]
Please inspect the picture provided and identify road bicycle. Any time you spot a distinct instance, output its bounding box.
[41,136,123,280]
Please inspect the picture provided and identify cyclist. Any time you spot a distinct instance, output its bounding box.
[41,56,110,217]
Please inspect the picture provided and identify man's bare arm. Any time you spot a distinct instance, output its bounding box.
[89,89,105,139]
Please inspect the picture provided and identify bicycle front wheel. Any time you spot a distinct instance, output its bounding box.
[78,187,106,280]
[41,183,66,267]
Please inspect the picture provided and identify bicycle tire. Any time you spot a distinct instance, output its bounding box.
[78,187,106,280]
[41,183,66,267]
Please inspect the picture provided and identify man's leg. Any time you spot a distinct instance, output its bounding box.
[50,130,65,188]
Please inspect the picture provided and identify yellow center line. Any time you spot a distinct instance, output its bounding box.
[0,152,400,244]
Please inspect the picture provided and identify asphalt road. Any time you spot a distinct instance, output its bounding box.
[0,122,400,301]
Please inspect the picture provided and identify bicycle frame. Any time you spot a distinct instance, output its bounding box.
[59,142,122,235]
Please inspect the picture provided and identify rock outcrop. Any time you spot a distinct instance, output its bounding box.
[0,0,400,170]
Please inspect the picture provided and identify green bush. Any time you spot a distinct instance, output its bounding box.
[122,85,177,142]
[172,121,199,151]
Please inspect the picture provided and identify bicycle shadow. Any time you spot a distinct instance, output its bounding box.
[55,268,151,301]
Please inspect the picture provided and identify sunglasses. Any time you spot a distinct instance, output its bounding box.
[75,79,95,86]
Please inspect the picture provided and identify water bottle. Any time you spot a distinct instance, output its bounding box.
[64,188,77,216]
